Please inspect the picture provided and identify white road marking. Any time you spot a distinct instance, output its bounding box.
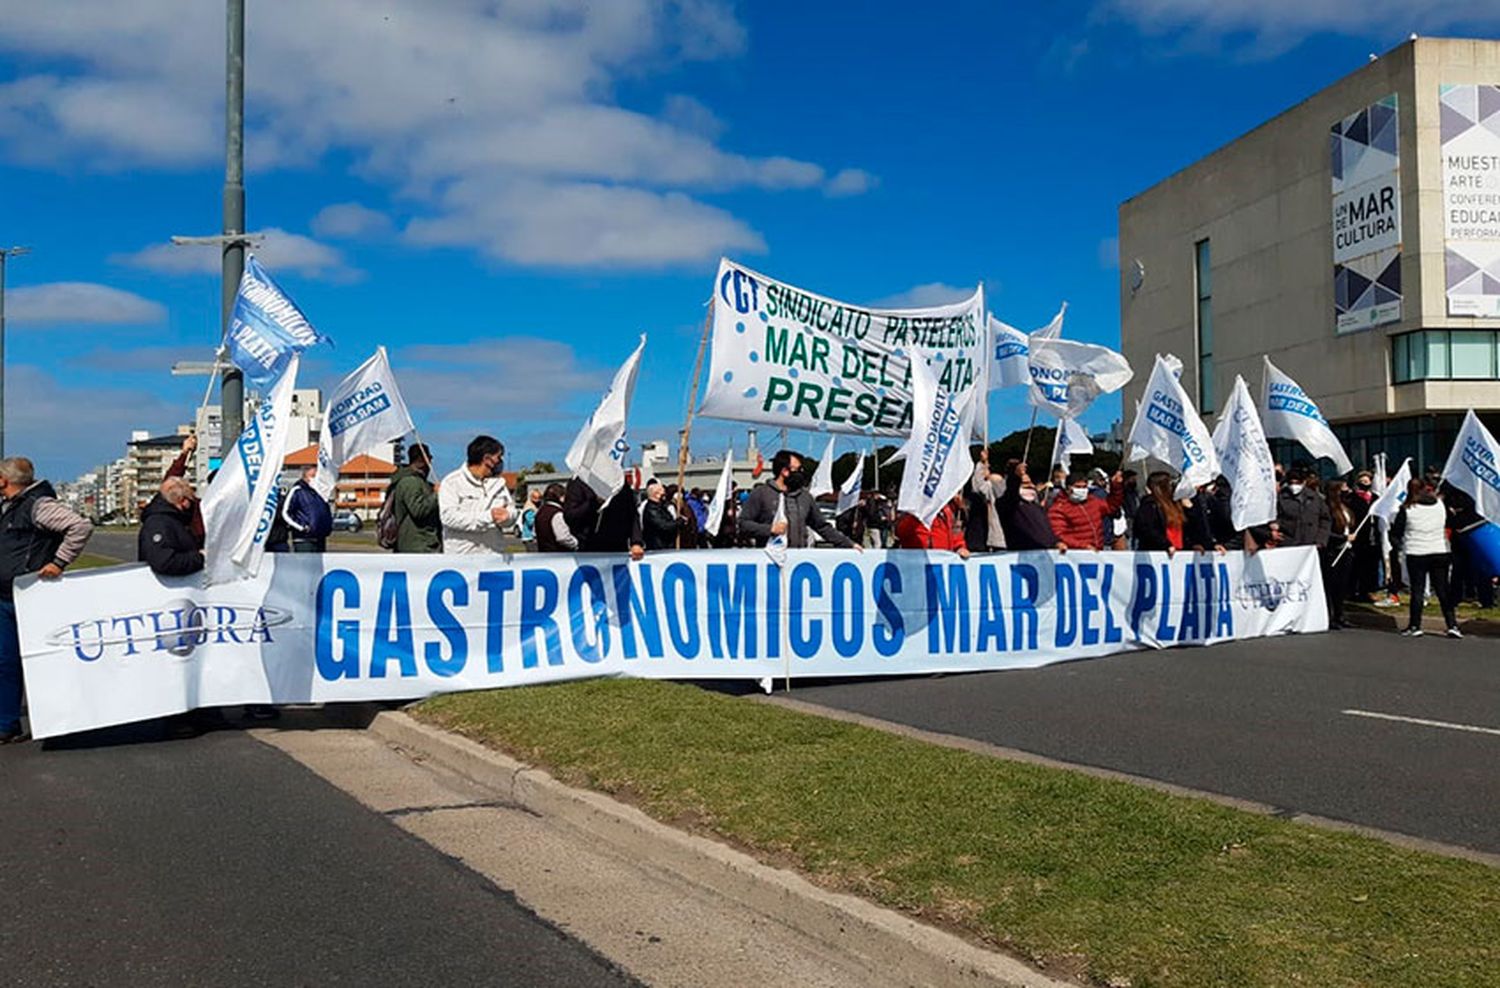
[1342,709,1500,738]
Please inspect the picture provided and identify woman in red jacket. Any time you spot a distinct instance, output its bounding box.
[894,496,970,558]
[1046,470,1125,550]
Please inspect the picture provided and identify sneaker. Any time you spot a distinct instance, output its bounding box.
[1446,627,1464,640]
[1401,626,1424,637]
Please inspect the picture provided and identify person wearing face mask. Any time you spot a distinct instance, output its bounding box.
[998,462,1067,552]
[1133,471,1187,553]
[739,449,857,550]
[1322,479,1357,629]
[1047,469,1125,551]
[1390,479,1461,638]
[1347,469,1380,601]
[1275,467,1331,548]
[439,435,515,554]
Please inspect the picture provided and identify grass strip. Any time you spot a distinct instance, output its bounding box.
[68,553,121,571]
[417,679,1500,988]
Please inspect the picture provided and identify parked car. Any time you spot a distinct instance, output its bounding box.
[332,509,363,533]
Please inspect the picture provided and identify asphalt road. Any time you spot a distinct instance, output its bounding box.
[790,628,1500,855]
[0,721,639,987]
[84,527,139,563]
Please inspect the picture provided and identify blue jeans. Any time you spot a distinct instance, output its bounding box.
[0,600,21,733]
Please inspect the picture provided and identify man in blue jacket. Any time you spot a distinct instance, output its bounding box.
[279,465,334,552]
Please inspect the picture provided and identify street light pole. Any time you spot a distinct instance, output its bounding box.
[220,0,246,458]
[0,245,33,459]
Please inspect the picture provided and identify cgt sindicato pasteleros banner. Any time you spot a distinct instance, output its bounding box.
[17,548,1326,739]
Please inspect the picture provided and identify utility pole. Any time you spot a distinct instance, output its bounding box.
[220,0,247,457]
[0,245,33,459]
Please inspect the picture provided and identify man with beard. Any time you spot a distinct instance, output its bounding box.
[739,449,857,550]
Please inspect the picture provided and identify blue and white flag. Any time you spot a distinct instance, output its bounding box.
[1050,416,1093,475]
[566,335,645,499]
[897,348,982,526]
[1442,410,1500,526]
[225,255,331,386]
[313,347,416,498]
[836,451,866,518]
[1261,357,1353,474]
[201,354,303,584]
[1027,334,1133,419]
[988,317,1032,389]
[1210,375,1277,530]
[1127,353,1220,499]
[1370,456,1412,526]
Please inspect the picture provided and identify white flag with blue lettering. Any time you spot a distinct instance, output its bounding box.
[202,355,302,584]
[1050,416,1093,475]
[898,349,982,526]
[1027,334,1133,419]
[1371,456,1413,526]
[225,255,331,386]
[1442,410,1500,526]
[567,335,645,500]
[1261,357,1353,474]
[313,347,415,498]
[1210,375,1277,530]
[988,317,1032,389]
[836,451,866,518]
[1127,353,1220,499]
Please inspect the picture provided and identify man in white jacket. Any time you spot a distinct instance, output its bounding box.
[439,435,514,554]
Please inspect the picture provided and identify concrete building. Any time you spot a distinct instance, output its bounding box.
[1119,37,1500,472]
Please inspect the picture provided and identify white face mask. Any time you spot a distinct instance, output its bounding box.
[1288,483,1304,496]
[1019,487,1038,503]
[1069,487,1089,503]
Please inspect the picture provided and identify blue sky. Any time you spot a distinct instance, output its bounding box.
[3,1,1498,481]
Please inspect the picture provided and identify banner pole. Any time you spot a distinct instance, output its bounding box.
[781,561,791,693]
[1331,508,1372,569]
[674,306,713,545]
[1019,405,1040,471]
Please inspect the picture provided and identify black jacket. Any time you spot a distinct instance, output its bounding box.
[1132,497,1213,551]
[996,478,1058,551]
[138,493,204,576]
[1277,488,1332,547]
[595,487,644,551]
[564,478,603,550]
[641,500,678,551]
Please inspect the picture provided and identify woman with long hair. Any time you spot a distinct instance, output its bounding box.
[1391,478,1462,638]
[1133,471,1186,553]
[1322,479,1355,628]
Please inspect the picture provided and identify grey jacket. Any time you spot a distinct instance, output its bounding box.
[739,481,854,549]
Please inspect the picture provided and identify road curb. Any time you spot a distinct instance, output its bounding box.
[1345,606,1500,636]
[368,710,1073,988]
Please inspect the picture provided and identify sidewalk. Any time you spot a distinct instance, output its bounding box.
[1345,601,1500,637]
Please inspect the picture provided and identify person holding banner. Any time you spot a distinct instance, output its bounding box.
[640,481,679,552]
[0,456,93,744]
[1133,472,1215,554]
[439,436,514,555]
[740,450,856,550]
[139,478,205,577]
[278,466,333,553]
[1391,479,1462,638]
[894,496,970,557]
[1047,470,1125,551]
[965,447,1006,553]
[1276,468,1332,548]
[998,463,1066,552]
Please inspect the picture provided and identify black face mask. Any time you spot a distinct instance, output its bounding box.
[784,469,807,492]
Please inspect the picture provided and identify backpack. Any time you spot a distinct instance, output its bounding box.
[376,477,402,550]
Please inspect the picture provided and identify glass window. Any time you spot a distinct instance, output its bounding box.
[1195,240,1211,300]
[1392,334,1409,383]
[1425,331,1450,378]
[1450,330,1496,379]
[1194,239,1212,412]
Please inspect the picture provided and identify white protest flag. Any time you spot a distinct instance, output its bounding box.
[1442,410,1500,526]
[897,350,982,526]
[1210,375,1278,530]
[201,355,302,584]
[1261,357,1353,474]
[1027,335,1133,419]
[764,495,788,567]
[567,334,646,499]
[988,317,1032,389]
[313,347,415,498]
[810,434,837,498]
[704,448,734,538]
[836,451,866,518]
[1127,354,1220,499]
[1050,416,1093,475]
[1370,456,1413,526]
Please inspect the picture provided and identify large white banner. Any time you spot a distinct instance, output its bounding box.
[699,259,985,437]
[1331,95,1402,333]
[200,356,302,585]
[1440,84,1500,317]
[18,547,1326,739]
[314,347,415,499]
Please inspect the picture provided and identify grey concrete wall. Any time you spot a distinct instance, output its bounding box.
[1118,38,1500,430]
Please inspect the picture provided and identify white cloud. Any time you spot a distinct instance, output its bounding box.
[404,179,765,268]
[311,202,393,240]
[868,282,979,309]
[7,282,166,325]
[825,168,877,198]
[0,1,873,269]
[115,227,357,281]
[1103,0,1500,48]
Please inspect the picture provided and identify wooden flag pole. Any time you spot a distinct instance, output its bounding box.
[674,307,713,545]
